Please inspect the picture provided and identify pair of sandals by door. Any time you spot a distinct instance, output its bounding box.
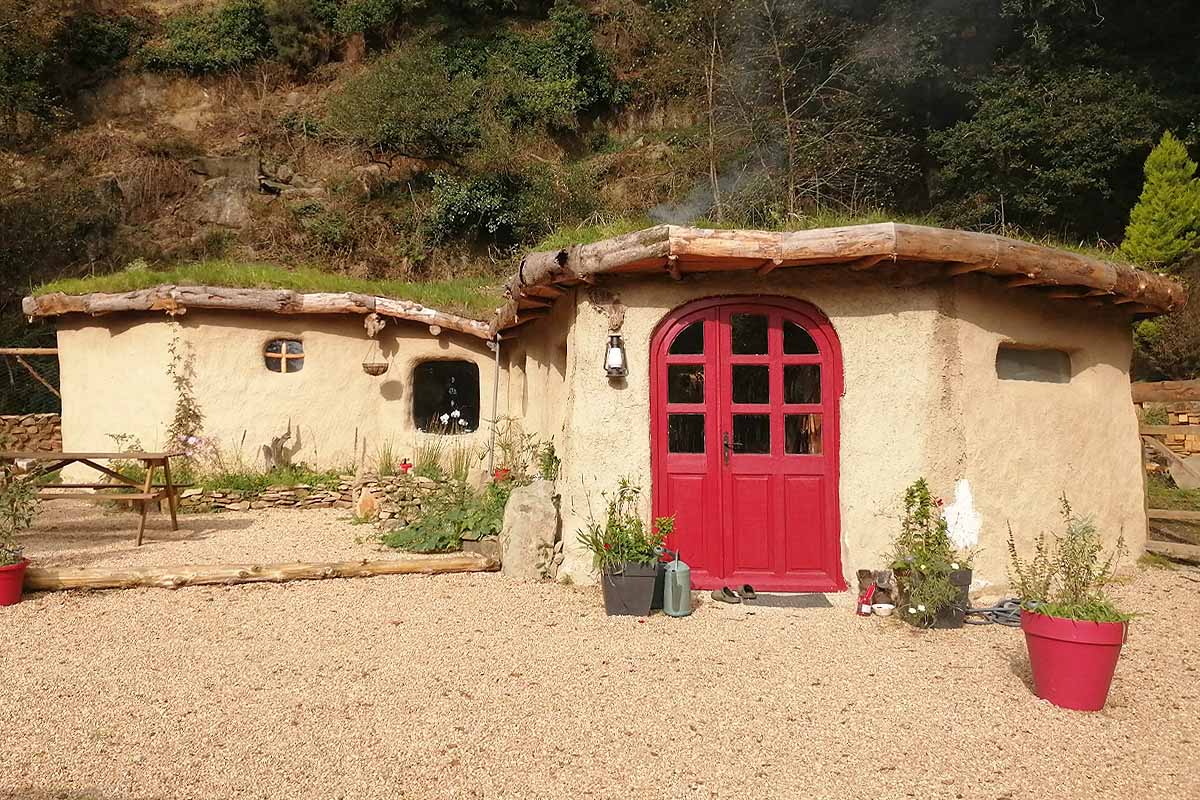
[711,585,757,604]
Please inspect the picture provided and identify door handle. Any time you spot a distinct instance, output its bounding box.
[723,431,731,465]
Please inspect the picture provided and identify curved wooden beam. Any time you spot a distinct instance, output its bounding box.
[22,286,493,340]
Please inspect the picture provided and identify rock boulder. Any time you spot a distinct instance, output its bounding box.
[499,481,559,579]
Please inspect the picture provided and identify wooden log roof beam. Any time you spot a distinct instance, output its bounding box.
[23,286,493,340]
[495,222,1184,332]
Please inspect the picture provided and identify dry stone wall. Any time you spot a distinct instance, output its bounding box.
[1162,404,1200,456]
[0,414,63,451]
[178,472,443,525]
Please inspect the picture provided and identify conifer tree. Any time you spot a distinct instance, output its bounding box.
[1120,131,1200,267]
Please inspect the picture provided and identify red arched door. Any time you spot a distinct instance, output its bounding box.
[651,297,845,592]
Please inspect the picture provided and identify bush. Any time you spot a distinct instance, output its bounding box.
[142,0,274,74]
[888,478,974,627]
[0,463,37,566]
[267,0,339,72]
[59,12,142,73]
[325,40,479,159]
[1120,131,1200,268]
[380,479,512,553]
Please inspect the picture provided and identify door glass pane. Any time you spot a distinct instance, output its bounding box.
[669,321,704,354]
[731,314,768,354]
[784,321,819,354]
[732,414,770,453]
[732,364,770,404]
[784,364,821,404]
[668,365,704,404]
[668,414,705,453]
[785,414,822,454]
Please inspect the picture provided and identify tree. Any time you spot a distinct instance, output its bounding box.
[1120,131,1200,268]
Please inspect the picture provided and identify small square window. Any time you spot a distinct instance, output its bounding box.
[414,360,480,433]
[265,339,304,373]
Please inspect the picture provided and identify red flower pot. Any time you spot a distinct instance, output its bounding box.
[0,559,29,607]
[1021,610,1127,711]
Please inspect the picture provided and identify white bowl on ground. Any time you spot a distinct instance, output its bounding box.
[871,603,896,617]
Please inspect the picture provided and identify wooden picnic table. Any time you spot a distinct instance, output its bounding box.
[0,451,184,546]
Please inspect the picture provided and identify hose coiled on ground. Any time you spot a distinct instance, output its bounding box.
[963,598,1023,627]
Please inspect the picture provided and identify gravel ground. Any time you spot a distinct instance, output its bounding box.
[2,508,1199,800]
[16,502,388,568]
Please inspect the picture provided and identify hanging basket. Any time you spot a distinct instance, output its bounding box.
[361,361,389,376]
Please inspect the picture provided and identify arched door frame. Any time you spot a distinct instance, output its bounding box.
[649,295,846,591]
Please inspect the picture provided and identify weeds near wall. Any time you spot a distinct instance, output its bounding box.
[165,322,205,482]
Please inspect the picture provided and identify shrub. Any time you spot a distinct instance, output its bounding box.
[0,463,37,566]
[1120,131,1200,268]
[888,478,974,627]
[380,478,512,553]
[577,478,668,573]
[325,40,480,159]
[59,12,142,72]
[427,172,522,243]
[142,0,274,75]
[266,0,339,72]
[1007,497,1128,623]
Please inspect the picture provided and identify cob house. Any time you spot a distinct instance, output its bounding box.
[23,223,1186,591]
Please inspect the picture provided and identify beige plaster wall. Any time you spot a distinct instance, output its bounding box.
[946,278,1145,591]
[548,270,1144,592]
[503,289,577,451]
[57,311,502,479]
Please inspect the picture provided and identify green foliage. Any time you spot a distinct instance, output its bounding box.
[888,478,973,627]
[267,0,339,72]
[325,40,480,159]
[412,435,447,479]
[142,0,274,75]
[0,463,37,566]
[1120,131,1200,267]
[536,440,560,482]
[1145,473,1200,512]
[59,12,142,73]
[1007,496,1129,623]
[577,478,667,573]
[165,323,205,455]
[198,463,342,492]
[1133,258,1200,380]
[930,67,1166,238]
[380,478,512,553]
[294,204,354,252]
[34,261,499,319]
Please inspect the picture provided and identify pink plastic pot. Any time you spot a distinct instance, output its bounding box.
[1021,610,1127,711]
[0,559,29,607]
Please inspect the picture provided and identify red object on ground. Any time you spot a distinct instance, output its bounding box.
[494,468,511,482]
[856,583,876,616]
[1021,610,1127,711]
[0,559,29,607]
[399,462,412,474]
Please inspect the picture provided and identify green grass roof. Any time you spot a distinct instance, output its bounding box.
[34,261,502,320]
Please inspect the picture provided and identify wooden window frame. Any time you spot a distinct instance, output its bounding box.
[264,339,305,373]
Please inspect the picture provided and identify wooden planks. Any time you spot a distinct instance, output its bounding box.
[1144,539,1200,562]
[1133,379,1200,403]
[24,553,500,592]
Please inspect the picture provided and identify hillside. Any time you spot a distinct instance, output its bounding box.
[3,0,1200,412]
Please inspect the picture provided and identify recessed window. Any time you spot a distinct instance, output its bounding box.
[996,345,1071,384]
[413,360,480,433]
[265,339,304,373]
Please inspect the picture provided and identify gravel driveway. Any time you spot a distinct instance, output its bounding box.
[2,508,1198,799]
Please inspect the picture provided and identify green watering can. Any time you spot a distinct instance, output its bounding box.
[656,545,691,617]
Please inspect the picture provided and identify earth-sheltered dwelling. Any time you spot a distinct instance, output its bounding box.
[23,223,1186,592]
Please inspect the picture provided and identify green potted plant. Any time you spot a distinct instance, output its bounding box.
[1008,498,1130,711]
[888,479,974,628]
[0,462,38,606]
[578,478,668,616]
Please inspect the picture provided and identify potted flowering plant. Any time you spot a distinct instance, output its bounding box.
[0,461,38,606]
[577,478,668,616]
[1008,498,1130,711]
[888,479,974,628]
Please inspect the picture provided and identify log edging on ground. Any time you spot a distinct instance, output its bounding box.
[25,553,499,592]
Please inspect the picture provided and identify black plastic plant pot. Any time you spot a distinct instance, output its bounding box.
[651,561,666,610]
[601,562,658,616]
[933,569,973,629]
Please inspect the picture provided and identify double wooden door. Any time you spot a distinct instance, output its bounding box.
[651,297,845,592]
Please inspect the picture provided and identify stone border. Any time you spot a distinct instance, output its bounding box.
[0,413,62,452]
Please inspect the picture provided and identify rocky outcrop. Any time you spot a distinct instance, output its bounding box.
[499,481,560,580]
[0,414,63,452]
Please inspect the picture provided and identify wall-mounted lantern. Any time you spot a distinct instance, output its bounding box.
[605,333,628,378]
